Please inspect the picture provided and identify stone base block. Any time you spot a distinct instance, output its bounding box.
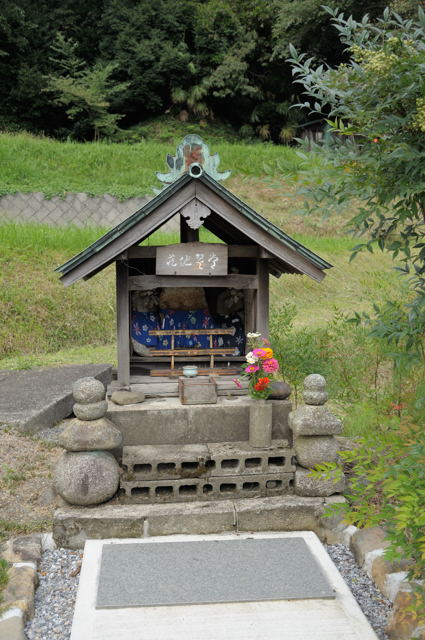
[235,496,326,535]
[106,397,292,447]
[53,495,329,548]
[294,466,345,497]
[294,435,339,468]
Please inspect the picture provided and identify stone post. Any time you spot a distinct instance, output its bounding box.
[288,374,345,497]
[54,377,123,506]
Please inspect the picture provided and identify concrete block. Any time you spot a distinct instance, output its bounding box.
[320,495,347,543]
[121,441,295,483]
[122,443,210,479]
[235,496,326,536]
[0,363,112,433]
[207,441,295,475]
[53,505,147,549]
[120,473,294,503]
[350,526,389,567]
[145,500,236,536]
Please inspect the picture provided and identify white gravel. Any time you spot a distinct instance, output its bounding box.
[25,548,81,640]
[26,541,392,640]
[326,544,392,640]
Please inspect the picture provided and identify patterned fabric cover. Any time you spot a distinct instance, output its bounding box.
[157,309,216,349]
[212,314,245,356]
[131,311,160,348]
[130,309,246,355]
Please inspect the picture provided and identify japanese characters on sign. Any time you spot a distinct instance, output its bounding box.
[156,243,228,276]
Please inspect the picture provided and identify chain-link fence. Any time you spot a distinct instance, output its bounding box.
[0,191,152,228]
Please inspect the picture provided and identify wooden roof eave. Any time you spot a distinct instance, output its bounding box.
[194,180,327,283]
[58,178,196,286]
[56,171,331,286]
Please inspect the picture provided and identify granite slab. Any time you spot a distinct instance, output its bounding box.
[96,537,335,608]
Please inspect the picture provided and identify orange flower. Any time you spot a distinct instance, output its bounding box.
[253,347,273,360]
[254,377,270,391]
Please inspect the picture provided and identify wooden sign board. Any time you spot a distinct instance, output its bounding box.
[156,243,228,276]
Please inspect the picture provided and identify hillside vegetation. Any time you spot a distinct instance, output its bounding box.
[0,131,318,199]
[0,132,415,437]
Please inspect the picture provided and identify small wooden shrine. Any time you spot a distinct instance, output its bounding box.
[56,135,332,388]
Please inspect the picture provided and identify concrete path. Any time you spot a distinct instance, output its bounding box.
[0,364,111,433]
[71,532,378,640]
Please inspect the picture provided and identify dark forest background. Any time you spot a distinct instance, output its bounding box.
[0,0,414,142]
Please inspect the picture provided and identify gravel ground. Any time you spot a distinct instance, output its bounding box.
[326,544,392,640]
[25,548,81,640]
[25,541,392,640]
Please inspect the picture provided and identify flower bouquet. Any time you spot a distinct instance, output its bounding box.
[234,332,279,399]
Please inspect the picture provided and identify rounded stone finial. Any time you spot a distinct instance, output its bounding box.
[72,377,105,404]
[54,450,120,506]
[303,374,328,405]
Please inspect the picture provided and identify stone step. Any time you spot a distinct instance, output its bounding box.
[122,440,295,479]
[120,472,294,503]
[53,495,344,549]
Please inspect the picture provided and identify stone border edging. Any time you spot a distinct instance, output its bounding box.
[341,525,424,640]
[2,524,423,640]
[0,533,56,640]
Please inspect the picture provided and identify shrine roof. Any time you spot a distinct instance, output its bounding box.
[56,136,332,285]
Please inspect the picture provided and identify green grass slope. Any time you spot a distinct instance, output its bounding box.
[0,132,311,199]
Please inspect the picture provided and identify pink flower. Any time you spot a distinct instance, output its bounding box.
[262,338,271,345]
[252,348,267,358]
[233,378,242,389]
[262,358,279,373]
[244,364,260,373]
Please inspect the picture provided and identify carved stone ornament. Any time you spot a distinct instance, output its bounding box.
[155,134,231,191]
[180,199,211,229]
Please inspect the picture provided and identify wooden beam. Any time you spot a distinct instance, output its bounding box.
[194,181,325,282]
[180,215,199,242]
[148,348,235,356]
[256,259,269,338]
[148,329,234,336]
[116,260,130,388]
[61,181,197,286]
[127,245,259,259]
[244,289,256,335]
[129,274,258,290]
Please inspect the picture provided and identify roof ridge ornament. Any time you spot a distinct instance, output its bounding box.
[155,135,231,190]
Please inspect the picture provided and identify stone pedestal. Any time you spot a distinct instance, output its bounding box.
[289,375,345,497]
[54,377,122,506]
[249,399,273,448]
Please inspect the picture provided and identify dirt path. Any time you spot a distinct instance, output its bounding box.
[0,428,62,535]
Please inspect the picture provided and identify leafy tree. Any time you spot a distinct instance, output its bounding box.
[288,6,425,364]
[45,33,128,140]
[290,8,425,615]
